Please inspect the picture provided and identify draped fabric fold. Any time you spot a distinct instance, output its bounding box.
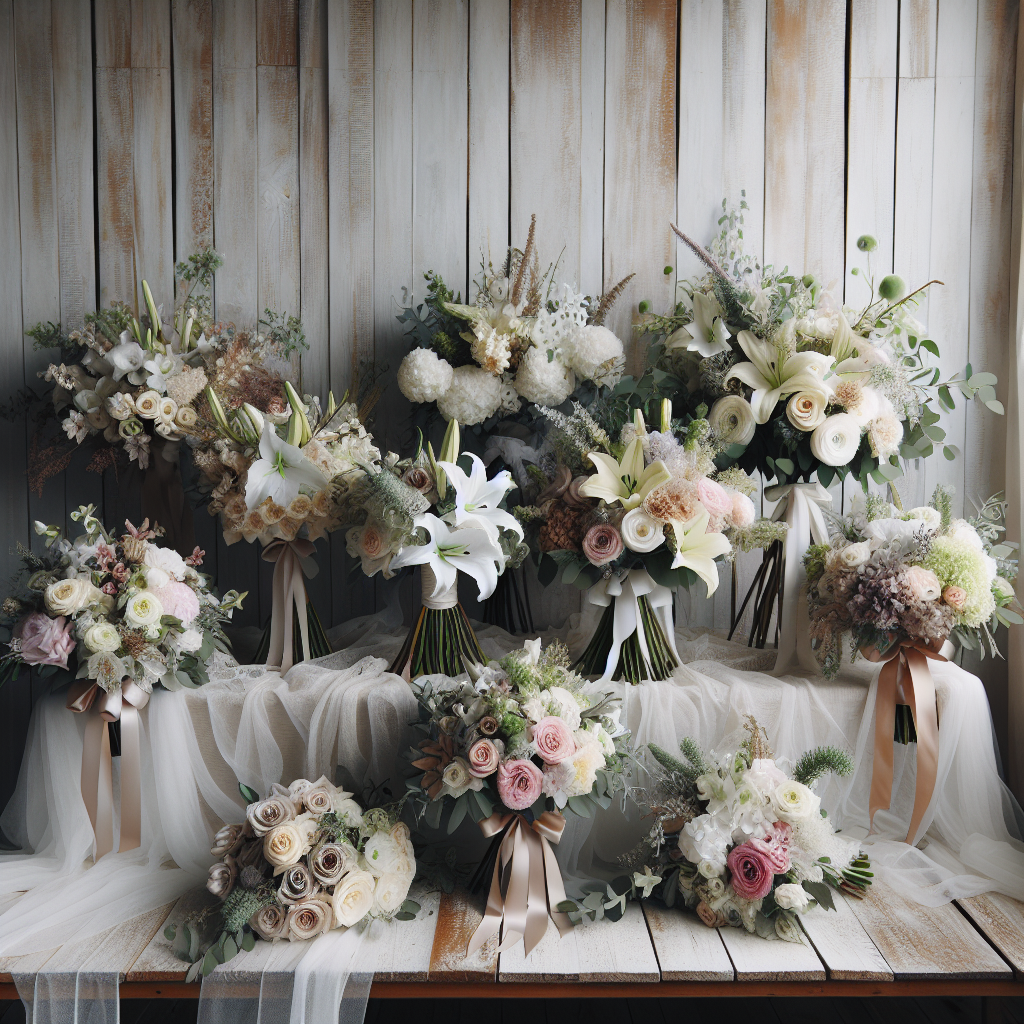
[467,810,572,957]
[262,539,319,673]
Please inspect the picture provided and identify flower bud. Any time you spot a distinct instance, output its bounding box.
[879,274,906,300]
[856,234,878,252]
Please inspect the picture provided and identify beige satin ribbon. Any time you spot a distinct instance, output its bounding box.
[261,539,318,673]
[863,637,946,845]
[66,676,150,860]
[466,810,572,957]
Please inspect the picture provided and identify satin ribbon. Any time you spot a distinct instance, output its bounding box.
[863,637,947,845]
[587,568,679,684]
[66,677,150,860]
[764,481,832,675]
[466,811,572,957]
[262,539,319,673]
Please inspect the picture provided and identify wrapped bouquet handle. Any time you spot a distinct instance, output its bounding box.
[467,810,572,957]
[262,539,319,673]
[66,677,150,860]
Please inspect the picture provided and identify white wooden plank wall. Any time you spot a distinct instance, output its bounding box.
[0,0,1019,796]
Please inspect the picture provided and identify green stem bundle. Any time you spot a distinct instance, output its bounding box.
[575,595,679,685]
[390,604,486,680]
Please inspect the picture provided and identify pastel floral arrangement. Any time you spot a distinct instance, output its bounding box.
[0,505,241,691]
[406,638,629,830]
[561,718,870,940]
[804,487,1021,683]
[516,401,784,683]
[168,778,418,981]
[396,215,634,427]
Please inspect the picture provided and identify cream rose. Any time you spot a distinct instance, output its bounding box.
[786,391,827,432]
[309,842,357,886]
[906,506,941,530]
[286,897,332,940]
[83,621,121,653]
[906,565,942,602]
[250,903,287,941]
[839,542,871,568]
[709,395,756,446]
[774,882,811,912]
[330,869,376,927]
[206,858,237,898]
[620,508,666,553]
[362,833,401,877]
[134,390,162,420]
[44,578,102,617]
[157,397,178,424]
[373,872,412,916]
[264,818,316,872]
[175,406,198,430]
[770,781,821,823]
[124,591,164,628]
[246,794,297,836]
[810,413,862,467]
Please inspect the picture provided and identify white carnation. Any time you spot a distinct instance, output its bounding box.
[514,346,575,406]
[397,348,454,404]
[567,325,625,385]
[436,365,503,424]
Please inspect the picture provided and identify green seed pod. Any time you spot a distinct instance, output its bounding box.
[663,265,673,276]
[638,300,651,314]
[857,234,878,252]
[878,274,906,300]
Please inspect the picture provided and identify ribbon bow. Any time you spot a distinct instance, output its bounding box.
[587,568,679,684]
[261,539,319,673]
[466,811,572,957]
[66,677,151,860]
[764,481,832,675]
[863,637,947,844]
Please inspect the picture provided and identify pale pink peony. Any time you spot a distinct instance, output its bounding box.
[729,491,756,528]
[747,821,791,873]
[497,759,544,811]
[466,738,500,778]
[530,716,577,765]
[150,582,200,626]
[697,478,734,516]
[14,613,75,668]
[726,842,775,900]
[582,524,623,566]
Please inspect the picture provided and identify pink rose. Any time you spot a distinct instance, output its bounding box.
[729,491,756,528]
[530,716,577,765]
[582,524,623,566]
[150,582,201,626]
[905,565,941,602]
[497,759,544,811]
[726,842,775,900]
[697,478,734,516]
[466,738,500,778]
[13,613,75,668]
[747,821,791,873]
[943,585,967,611]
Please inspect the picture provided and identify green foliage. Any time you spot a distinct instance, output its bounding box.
[259,309,307,357]
[175,247,224,290]
[220,886,275,934]
[792,746,854,787]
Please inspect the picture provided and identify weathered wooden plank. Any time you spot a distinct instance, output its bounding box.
[468,0,510,273]
[579,0,605,298]
[798,894,893,982]
[427,889,498,981]
[368,884,439,983]
[718,921,826,981]
[573,903,660,982]
[847,880,1012,979]
[958,893,1024,976]
[497,917,581,982]
[126,889,215,981]
[641,901,735,982]
[258,0,298,65]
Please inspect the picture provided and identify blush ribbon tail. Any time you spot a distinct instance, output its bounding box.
[262,539,318,673]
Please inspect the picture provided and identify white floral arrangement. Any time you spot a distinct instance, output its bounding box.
[167,778,418,981]
[0,505,241,691]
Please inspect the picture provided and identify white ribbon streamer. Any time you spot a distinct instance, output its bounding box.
[420,566,458,610]
[765,480,832,675]
[587,568,679,683]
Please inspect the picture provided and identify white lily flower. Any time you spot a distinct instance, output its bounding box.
[390,513,502,601]
[669,507,732,594]
[580,438,671,510]
[666,291,731,359]
[725,330,835,424]
[143,351,183,394]
[244,421,330,510]
[438,453,523,542]
[109,342,146,382]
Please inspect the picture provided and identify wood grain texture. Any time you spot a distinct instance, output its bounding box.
[798,894,893,981]
[427,888,498,981]
[573,903,660,982]
[958,893,1024,976]
[579,0,605,299]
[367,884,439,982]
[258,0,298,65]
[641,902,735,982]
[717,920,826,981]
[497,917,581,982]
[127,890,216,981]
[848,880,1012,979]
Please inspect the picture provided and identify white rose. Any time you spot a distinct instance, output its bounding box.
[44,578,103,617]
[330,869,376,927]
[84,621,121,653]
[157,397,178,425]
[774,882,810,912]
[442,757,482,798]
[770,781,821,823]
[175,406,198,430]
[906,506,941,530]
[264,818,317,872]
[839,542,871,568]
[810,413,862,467]
[620,508,665,553]
[175,628,204,653]
[786,391,827,432]
[124,591,164,628]
[134,390,162,419]
[373,872,412,916]
[709,395,756,446]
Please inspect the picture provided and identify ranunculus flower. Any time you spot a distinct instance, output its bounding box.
[277,862,319,904]
[211,823,245,859]
[363,833,403,877]
[905,565,942,602]
[839,542,871,568]
[696,478,733,516]
[157,397,178,424]
[176,406,198,430]
[149,582,200,626]
[134,390,162,419]
[810,413,863,467]
[309,842,356,886]
[330,870,376,927]
[206,857,237,899]
[582,523,623,566]
[45,578,103,617]
[144,545,189,581]
[496,759,543,811]
[770,781,821,823]
[264,818,316,873]
[729,492,755,528]
[620,508,665,552]
[124,591,164,628]
[250,903,287,941]
[709,395,756,446]
[286,897,332,940]
[246,794,298,836]
[13,613,75,668]
[373,872,412,916]
[943,585,967,611]
[726,842,774,900]
[530,716,577,765]
[774,882,810,912]
[786,391,827,432]
[466,738,500,778]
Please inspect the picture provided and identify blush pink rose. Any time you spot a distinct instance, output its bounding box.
[497,759,544,811]
[726,842,775,900]
[14,613,75,668]
[530,716,577,765]
[150,582,201,626]
[729,491,756,528]
[747,821,791,873]
[582,524,624,566]
[697,478,734,516]
[466,738,500,778]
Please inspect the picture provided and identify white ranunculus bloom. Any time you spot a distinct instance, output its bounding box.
[809,413,862,467]
[708,395,756,446]
[770,780,821,823]
[839,542,872,568]
[906,506,941,529]
[124,591,164,628]
[620,508,665,553]
[774,883,811,912]
[83,621,120,653]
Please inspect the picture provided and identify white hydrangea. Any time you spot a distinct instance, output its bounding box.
[514,345,575,406]
[567,324,625,385]
[436,364,502,424]
[397,348,454,404]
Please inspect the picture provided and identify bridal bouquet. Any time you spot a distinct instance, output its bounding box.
[341,419,527,679]
[561,718,870,942]
[169,778,418,981]
[396,215,634,427]
[519,402,783,683]
[406,637,628,955]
